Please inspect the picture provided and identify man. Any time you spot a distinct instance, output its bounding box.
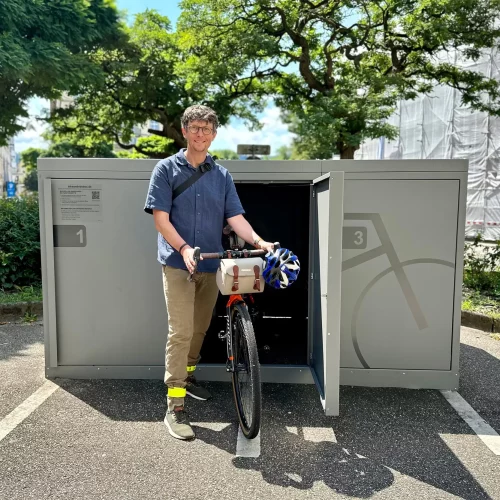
[144,105,274,440]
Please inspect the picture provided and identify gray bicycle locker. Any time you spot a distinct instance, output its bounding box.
[38,158,467,417]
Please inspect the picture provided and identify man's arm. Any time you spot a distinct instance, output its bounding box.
[227,214,274,253]
[153,210,198,272]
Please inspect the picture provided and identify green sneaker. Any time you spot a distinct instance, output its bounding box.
[186,376,212,401]
[164,407,195,440]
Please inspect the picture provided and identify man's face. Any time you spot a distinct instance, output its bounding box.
[182,120,217,155]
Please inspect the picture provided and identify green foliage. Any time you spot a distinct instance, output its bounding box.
[272,145,294,161]
[20,148,44,173]
[48,9,267,158]
[43,138,116,159]
[210,149,239,160]
[179,0,500,158]
[116,135,175,159]
[0,0,125,146]
[24,170,38,192]
[282,92,399,159]
[0,285,42,304]
[462,288,500,317]
[22,311,38,323]
[463,236,500,297]
[0,196,41,289]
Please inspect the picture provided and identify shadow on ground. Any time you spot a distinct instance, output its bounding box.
[459,342,500,433]
[0,321,43,362]
[56,378,490,499]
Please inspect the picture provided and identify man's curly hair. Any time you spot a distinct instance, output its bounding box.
[181,105,219,131]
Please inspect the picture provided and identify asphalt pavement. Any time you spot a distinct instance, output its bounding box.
[0,321,499,500]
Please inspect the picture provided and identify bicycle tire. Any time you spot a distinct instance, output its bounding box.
[231,302,262,439]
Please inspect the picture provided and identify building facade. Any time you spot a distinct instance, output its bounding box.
[0,138,16,197]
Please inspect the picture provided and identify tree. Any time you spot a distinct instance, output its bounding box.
[210,149,239,160]
[48,10,272,158]
[0,0,124,146]
[42,126,117,158]
[271,145,295,160]
[116,136,175,159]
[20,148,45,173]
[179,0,500,158]
[24,170,38,192]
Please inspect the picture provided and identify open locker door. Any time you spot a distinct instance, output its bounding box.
[309,171,344,416]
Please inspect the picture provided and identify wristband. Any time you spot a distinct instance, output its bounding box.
[253,238,262,247]
[179,243,189,254]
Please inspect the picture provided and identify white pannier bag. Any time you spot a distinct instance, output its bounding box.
[216,257,265,295]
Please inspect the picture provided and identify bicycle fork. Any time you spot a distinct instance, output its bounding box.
[220,296,250,373]
[219,304,236,373]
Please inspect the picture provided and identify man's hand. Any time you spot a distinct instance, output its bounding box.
[257,240,275,254]
[181,246,202,274]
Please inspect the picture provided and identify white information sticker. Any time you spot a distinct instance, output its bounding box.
[55,183,103,223]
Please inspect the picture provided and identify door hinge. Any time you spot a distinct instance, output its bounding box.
[312,190,316,198]
[310,273,314,280]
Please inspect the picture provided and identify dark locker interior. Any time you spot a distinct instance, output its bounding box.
[200,183,310,365]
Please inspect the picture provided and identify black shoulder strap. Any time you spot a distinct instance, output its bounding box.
[172,162,212,200]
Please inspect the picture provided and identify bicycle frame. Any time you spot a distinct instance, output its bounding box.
[220,294,255,374]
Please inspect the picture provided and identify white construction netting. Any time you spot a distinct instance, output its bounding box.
[355,48,500,241]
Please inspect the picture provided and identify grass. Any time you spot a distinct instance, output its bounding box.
[0,285,43,304]
[22,311,38,323]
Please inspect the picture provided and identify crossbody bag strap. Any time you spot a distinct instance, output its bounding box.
[172,162,211,200]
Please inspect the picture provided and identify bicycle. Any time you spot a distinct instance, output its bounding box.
[189,231,280,439]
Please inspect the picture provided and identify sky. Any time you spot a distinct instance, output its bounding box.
[14,0,293,155]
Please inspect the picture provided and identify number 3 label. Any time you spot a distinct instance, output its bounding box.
[342,227,368,249]
[354,230,364,246]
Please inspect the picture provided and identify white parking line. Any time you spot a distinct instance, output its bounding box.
[441,390,500,456]
[0,381,59,443]
[236,427,261,457]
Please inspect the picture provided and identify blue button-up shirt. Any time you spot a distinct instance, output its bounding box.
[144,149,245,272]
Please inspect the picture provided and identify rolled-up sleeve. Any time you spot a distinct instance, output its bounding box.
[144,162,172,215]
[224,172,245,219]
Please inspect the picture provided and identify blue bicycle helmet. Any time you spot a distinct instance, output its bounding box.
[263,248,300,289]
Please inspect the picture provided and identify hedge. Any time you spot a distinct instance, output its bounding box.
[0,195,41,289]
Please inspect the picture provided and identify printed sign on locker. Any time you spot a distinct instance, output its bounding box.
[53,183,103,223]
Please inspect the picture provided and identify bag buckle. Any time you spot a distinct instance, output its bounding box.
[232,265,239,292]
[253,265,261,291]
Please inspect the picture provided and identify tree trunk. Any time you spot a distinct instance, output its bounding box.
[339,144,357,159]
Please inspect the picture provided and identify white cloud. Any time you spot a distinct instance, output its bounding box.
[14,98,50,153]
[211,105,295,155]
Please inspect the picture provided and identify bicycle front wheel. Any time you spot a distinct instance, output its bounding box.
[231,302,261,439]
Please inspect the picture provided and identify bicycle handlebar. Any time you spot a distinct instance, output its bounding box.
[198,248,267,260]
[187,242,280,281]
[197,241,279,260]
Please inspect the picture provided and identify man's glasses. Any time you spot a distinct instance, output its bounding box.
[187,125,214,135]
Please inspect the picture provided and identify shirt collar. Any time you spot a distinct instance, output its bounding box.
[175,148,216,168]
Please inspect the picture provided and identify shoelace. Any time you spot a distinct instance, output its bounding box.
[173,409,190,425]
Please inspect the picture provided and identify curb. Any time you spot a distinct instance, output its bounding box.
[461,309,500,333]
[0,301,43,321]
